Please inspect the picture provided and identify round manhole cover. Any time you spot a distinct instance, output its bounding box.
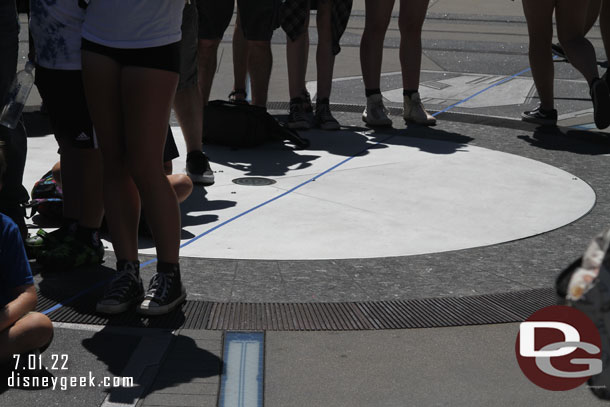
[232,177,277,186]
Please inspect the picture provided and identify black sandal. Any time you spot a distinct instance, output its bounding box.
[228,89,249,104]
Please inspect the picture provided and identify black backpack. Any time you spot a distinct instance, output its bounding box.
[203,100,310,149]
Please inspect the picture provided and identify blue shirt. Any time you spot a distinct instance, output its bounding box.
[0,213,34,308]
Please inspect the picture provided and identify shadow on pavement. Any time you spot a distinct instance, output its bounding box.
[518,126,610,155]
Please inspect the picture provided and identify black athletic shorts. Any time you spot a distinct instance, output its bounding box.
[237,0,280,41]
[35,66,97,149]
[196,0,234,40]
[81,38,181,74]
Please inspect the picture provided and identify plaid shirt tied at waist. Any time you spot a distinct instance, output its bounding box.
[280,0,352,55]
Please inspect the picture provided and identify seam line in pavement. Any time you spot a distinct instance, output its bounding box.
[41,64,535,316]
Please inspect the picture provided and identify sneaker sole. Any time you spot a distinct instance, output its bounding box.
[318,122,340,131]
[185,169,215,186]
[96,295,144,315]
[137,291,187,316]
[404,117,437,126]
[520,115,557,127]
[287,121,312,130]
[362,116,393,127]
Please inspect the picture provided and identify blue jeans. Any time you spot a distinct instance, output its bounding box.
[0,0,29,236]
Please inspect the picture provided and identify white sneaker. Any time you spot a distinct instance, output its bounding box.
[404,92,436,125]
[362,94,392,127]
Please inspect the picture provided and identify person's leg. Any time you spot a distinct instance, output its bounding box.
[232,9,249,100]
[56,141,103,230]
[360,0,394,91]
[0,313,53,362]
[522,0,556,111]
[360,0,394,127]
[399,0,435,125]
[286,3,311,100]
[247,41,273,106]
[557,0,610,129]
[82,51,141,262]
[586,0,602,34]
[175,1,203,155]
[121,66,180,264]
[163,161,193,203]
[238,0,276,107]
[0,1,29,238]
[284,1,312,129]
[398,0,428,92]
[174,85,203,153]
[315,0,333,100]
[556,0,600,84]
[314,0,340,130]
[168,174,194,203]
[197,38,221,106]
[601,0,610,61]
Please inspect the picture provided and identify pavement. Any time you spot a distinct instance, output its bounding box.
[5,0,610,406]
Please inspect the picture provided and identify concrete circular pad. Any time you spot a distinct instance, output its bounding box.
[23,126,594,261]
[163,127,594,260]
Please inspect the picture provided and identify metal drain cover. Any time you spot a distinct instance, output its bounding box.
[232,177,276,186]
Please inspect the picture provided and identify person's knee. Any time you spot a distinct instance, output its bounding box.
[168,174,193,203]
[19,313,54,350]
[247,41,271,54]
[198,39,220,56]
[399,16,425,37]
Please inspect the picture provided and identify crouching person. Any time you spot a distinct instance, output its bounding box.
[0,147,53,367]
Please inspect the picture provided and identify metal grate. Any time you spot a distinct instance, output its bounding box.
[38,288,559,331]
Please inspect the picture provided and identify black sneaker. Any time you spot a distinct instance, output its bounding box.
[138,270,186,316]
[186,151,215,186]
[315,100,340,130]
[287,98,312,130]
[96,261,144,314]
[521,106,558,126]
[591,78,610,130]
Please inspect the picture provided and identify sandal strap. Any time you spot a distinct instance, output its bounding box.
[228,89,247,100]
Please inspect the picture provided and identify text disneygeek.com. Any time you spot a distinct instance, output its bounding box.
[7,353,134,391]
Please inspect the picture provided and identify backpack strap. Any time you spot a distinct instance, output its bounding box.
[268,116,310,149]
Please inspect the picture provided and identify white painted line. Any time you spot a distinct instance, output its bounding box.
[100,333,174,407]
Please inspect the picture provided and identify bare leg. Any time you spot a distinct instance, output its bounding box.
[121,67,181,264]
[0,313,53,362]
[232,11,249,96]
[556,0,600,84]
[360,0,395,89]
[248,40,272,106]
[316,0,334,100]
[197,39,221,105]
[601,0,610,60]
[586,0,602,34]
[287,8,311,100]
[173,84,203,154]
[522,0,556,110]
[82,51,141,261]
[399,0,430,91]
[163,161,193,204]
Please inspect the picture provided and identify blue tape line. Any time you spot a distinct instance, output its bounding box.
[41,65,535,315]
[41,280,108,315]
[432,67,532,117]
